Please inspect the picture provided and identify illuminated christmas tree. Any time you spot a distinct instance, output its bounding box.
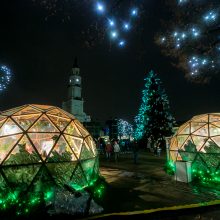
[156,0,220,83]
[134,70,175,143]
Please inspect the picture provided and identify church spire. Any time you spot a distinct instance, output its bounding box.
[73,57,79,68]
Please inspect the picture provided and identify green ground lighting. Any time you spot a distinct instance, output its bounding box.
[0,104,101,216]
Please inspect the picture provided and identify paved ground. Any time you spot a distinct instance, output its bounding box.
[97,150,220,219]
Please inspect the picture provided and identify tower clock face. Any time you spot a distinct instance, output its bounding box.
[69,75,81,85]
[74,76,81,84]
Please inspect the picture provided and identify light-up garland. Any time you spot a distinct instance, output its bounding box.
[0,189,53,217]
[165,160,220,184]
[157,0,220,81]
[0,176,105,217]
[95,1,139,47]
[0,65,12,92]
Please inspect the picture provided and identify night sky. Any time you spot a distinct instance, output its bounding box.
[1,0,220,124]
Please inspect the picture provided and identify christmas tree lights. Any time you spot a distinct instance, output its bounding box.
[134,70,175,143]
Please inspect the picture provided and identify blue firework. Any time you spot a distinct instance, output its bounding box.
[0,65,12,91]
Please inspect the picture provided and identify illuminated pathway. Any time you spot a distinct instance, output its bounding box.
[97,151,220,218]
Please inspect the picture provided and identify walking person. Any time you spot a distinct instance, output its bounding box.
[113,140,120,162]
[157,146,162,157]
[156,138,163,157]
[105,141,112,161]
[132,140,139,164]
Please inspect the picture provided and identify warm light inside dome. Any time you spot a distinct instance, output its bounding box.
[0,104,99,206]
[169,113,220,182]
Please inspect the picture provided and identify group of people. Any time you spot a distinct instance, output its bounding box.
[103,139,140,164]
[97,137,165,164]
[105,140,121,162]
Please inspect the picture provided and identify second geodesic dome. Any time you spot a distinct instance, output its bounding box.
[0,104,99,193]
[170,113,220,172]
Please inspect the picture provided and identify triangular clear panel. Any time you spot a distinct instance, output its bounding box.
[193,125,209,136]
[192,115,208,123]
[12,114,41,131]
[1,106,25,116]
[85,136,97,155]
[31,105,53,111]
[209,114,220,123]
[202,139,220,154]
[80,142,94,160]
[47,114,70,132]
[3,135,41,165]
[74,120,89,137]
[177,123,190,135]
[191,122,207,133]
[2,165,41,191]
[210,136,220,148]
[64,121,81,137]
[177,135,189,149]
[211,121,220,128]
[46,162,76,186]
[29,115,59,132]
[47,108,70,119]
[81,158,96,182]
[0,115,7,121]
[47,135,77,162]
[170,137,178,150]
[209,125,220,136]
[59,108,75,119]
[0,134,22,164]
[70,164,88,188]
[192,154,208,172]
[13,106,41,115]
[199,153,220,172]
[30,166,55,193]
[28,133,59,160]
[178,151,197,162]
[0,118,22,136]
[191,135,208,152]
[0,118,6,129]
[181,136,196,151]
[64,135,83,158]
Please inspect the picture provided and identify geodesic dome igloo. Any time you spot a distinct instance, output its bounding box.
[170,113,220,173]
[0,104,99,193]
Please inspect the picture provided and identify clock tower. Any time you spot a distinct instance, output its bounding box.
[62,58,91,123]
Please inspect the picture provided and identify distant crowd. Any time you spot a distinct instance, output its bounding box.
[96,137,165,164]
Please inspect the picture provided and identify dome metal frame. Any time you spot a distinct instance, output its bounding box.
[170,113,220,173]
[0,104,99,194]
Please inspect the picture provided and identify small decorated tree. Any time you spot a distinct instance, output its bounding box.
[117,119,133,140]
[134,70,175,145]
